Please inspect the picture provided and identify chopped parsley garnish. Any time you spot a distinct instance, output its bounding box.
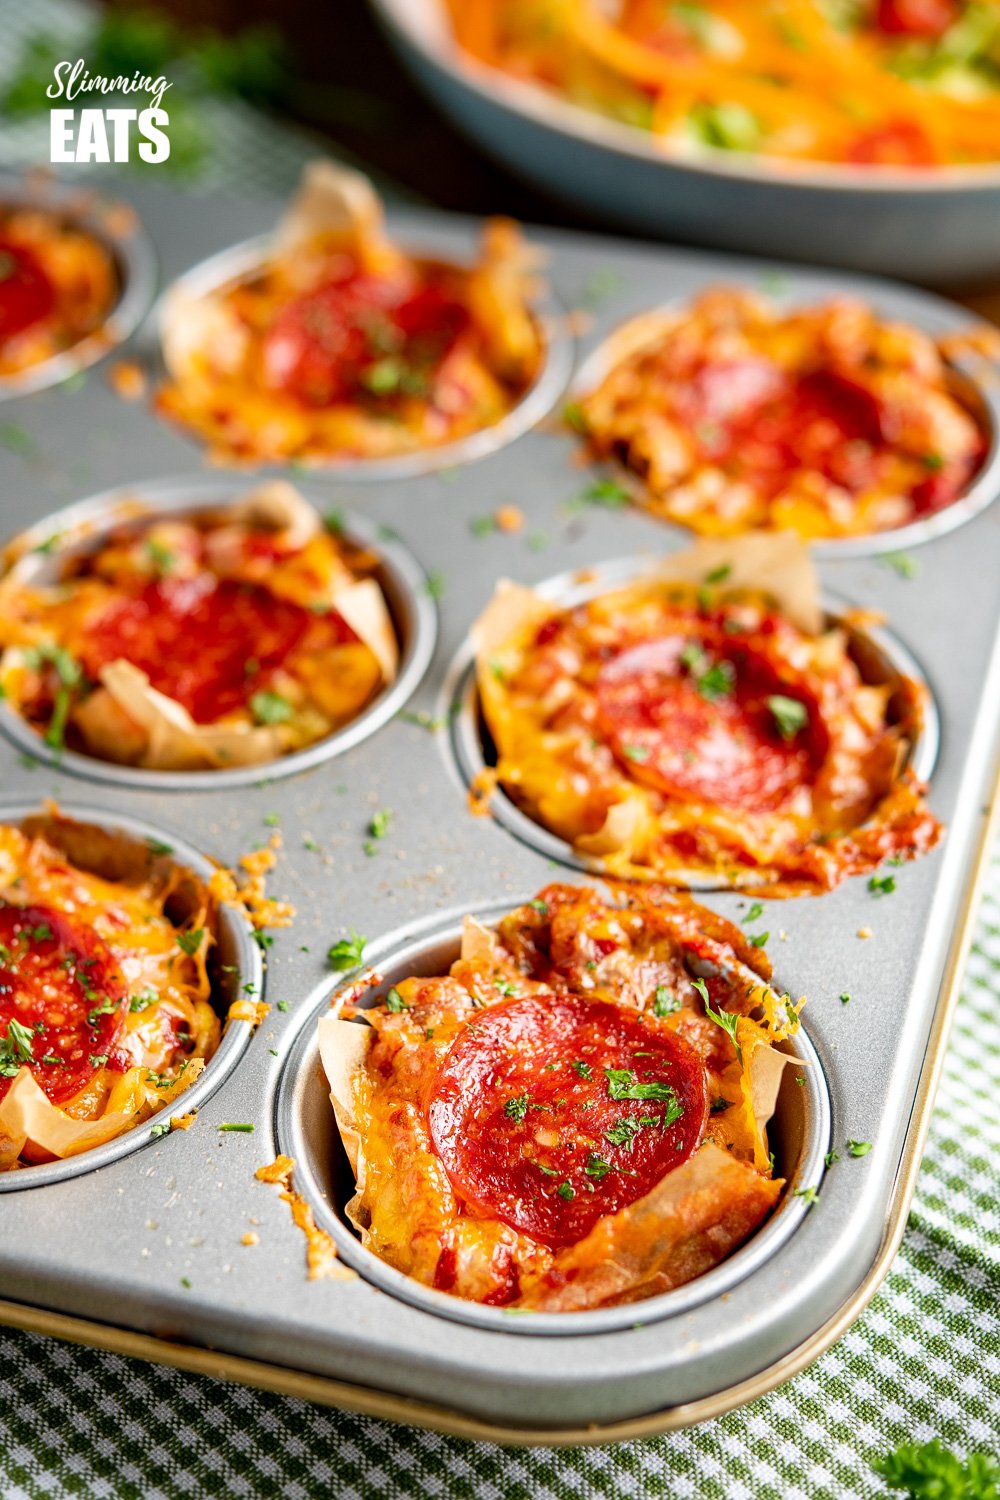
[840,991,852,1005]
[529,899,549,915]
[825,1150,840,1167]
[697,660,735,701]
[253,931,274,951]
[323,508,345,534]
[743,902,765,924]
[692,977,743,1064]
[767,695,808,741]
[652,986,679,1017]
[218,1123,254,1133]
[704,564,732,584]
[0,1018,35,1076]
[146,538,175,571]
[275,1001,289,1013]
[263,811,280,827]
[748,932,769,949]
[868,873,896,895]
[385,988,408,1013]
[711,1097,733,1114]
[880,551,921,581]
[87,998,118,1026]
[604,1068,684,1117]
[563,401,587,433]
[584,1153,613,1180]
[89,1053,108,1069]
[622,743,651,762]
[847,1139,873,1157]
[571,1059,593,1079]
[424,570,446,601]
[250,690,294,726]
[150,1121,171,1139]
[566,478,632,512]
[368,808,392,841]
[494,978,519,996]
[604,1117,643,1148]
[556,1181,576,1200]
[146,837,173,856]
[794,1185,820,1205]
[328,930,367,971]
[504,1093,529,1123]
[176,928,204,957]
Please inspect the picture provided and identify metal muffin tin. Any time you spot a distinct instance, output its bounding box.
[0,172,157,401]
[1,179,999,1443]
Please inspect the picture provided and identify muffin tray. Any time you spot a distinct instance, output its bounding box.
[1,179,1000,1445]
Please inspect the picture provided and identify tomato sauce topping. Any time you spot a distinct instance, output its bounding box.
[261,264,470,407]
[80,575,352,723]
[0,901,128,1105]
[596,632,823,815]
[0,239,56,344]
[428,993,708,1249]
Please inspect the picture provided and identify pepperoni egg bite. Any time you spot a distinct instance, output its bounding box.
[0,203,119,379]
[319,883,800,1312]
[0,810,227,1172]
[472,535,941,894]
[574,288,987,541]
[156,160,545,466]
[0,482,398,773]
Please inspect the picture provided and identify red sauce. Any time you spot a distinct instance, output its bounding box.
[596,632,823,814]
[261,263,470,407]
[428,993,707,1249]
[0,239,55,345]
[0,902,128,1105]
[81,575,353,723]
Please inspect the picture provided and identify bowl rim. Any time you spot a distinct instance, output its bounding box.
[371,0,1000,196]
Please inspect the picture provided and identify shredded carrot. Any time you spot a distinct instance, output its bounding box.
[445,0,1000,167]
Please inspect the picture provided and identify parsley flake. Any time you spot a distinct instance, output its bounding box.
[504,1093,529,1123]
[328,930,367,971]
[767,695,808,741]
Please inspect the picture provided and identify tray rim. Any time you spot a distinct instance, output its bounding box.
[0,741,995,1446]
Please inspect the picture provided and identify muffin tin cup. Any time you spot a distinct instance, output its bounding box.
[274,901,831,1337]
[444,555,941,890]
[0,476,438,790]
[569,305,1000,560]
[0,173,157,402]
[0,802,264,1192]
[153,233,575,480]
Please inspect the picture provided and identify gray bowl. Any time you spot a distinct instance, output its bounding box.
[370,0,1000,285]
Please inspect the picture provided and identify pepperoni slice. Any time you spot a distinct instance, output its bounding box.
[262,266,469,407]
[428,993,708,1249]
[679,363,888,502]
[596,634,822,814]
[81,575,353,723]
[0,902,128,1105]
[0,239,55,344]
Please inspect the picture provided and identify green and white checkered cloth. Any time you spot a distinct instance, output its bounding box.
[2,849,997,1499]
[0,2,997,1491]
